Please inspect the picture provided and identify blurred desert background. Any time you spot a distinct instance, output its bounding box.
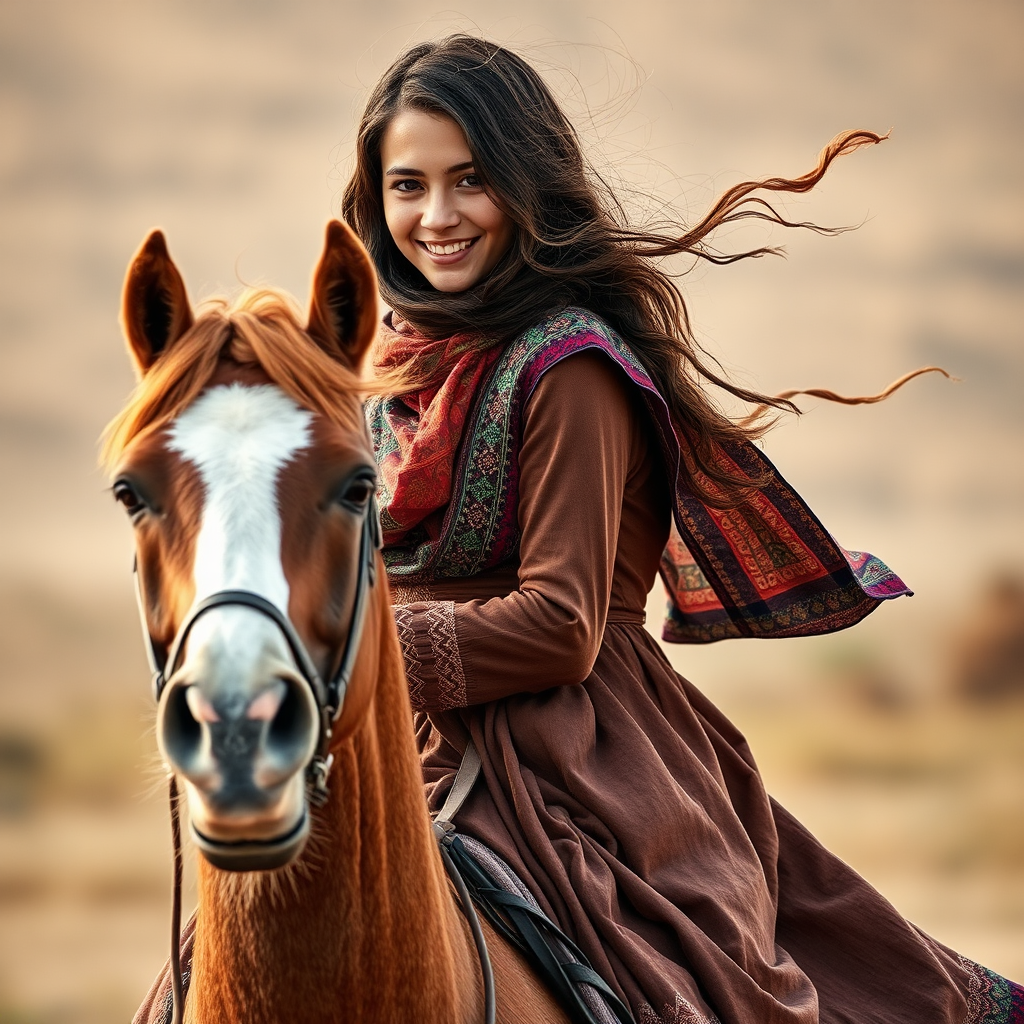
[1,0,1022,1019]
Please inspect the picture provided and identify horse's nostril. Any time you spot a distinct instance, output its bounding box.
[266,678,316,769]
[162,683,203,770]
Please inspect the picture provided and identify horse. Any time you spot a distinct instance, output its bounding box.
[106,221,571,1024]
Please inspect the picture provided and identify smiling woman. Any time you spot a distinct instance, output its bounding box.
[381,109,514,293]
[339,33,1024,1024]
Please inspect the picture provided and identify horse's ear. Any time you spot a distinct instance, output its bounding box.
[306,220,379,369]
[122,230,194,376]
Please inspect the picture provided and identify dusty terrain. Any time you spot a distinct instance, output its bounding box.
[1,0,1021,1019]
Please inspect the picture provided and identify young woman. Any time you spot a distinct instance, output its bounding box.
[343,35,1022,1024]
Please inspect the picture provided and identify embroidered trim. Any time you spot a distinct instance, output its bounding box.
[638,993,721,1024]
[392,605,425,708]
[390,582,434,605]
[424,601,467,710]
[963,955,986,1024]
[957,955,1024,1024]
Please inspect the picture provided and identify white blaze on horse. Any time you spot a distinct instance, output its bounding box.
[107,222,569,1024]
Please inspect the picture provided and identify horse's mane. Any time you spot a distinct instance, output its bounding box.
[102,288,365,470]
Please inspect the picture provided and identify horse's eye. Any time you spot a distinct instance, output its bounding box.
[339,477,374,510]
[113,480,145,516]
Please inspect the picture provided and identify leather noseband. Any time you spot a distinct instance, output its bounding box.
[134,493,381,805]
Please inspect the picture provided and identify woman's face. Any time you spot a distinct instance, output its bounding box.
[380,108,514,293]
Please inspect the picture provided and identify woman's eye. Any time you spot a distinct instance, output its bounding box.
[113,481,145,516]
[458,174,481,188]
[393,179,422,193]
[339,478,375,509]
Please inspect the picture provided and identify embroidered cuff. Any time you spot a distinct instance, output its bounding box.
[391,601,468,711]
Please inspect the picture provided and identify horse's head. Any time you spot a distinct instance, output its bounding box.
[107,222,381,871]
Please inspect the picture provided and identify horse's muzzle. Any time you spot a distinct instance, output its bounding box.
[157,672,319,871]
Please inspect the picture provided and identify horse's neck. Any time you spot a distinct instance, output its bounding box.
[187,592,479,1024]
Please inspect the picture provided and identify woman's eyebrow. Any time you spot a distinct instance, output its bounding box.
[384,161,475,177]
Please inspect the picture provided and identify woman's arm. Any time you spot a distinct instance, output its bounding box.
[393,350,638,709]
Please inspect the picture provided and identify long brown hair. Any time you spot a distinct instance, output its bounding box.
[342,34,888,505]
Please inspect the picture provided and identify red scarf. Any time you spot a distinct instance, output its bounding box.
[372,318,502,549]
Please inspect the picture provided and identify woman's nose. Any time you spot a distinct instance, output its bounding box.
[420,189,460,232]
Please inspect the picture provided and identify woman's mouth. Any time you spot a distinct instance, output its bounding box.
[417,237,478,263]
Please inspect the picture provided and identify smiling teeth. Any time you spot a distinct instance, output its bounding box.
[425,240,472,255]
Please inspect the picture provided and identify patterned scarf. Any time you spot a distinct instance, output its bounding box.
[368,308,910,643]
[371,318,503,553]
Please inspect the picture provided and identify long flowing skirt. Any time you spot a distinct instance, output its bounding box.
[417,622,1024,1024]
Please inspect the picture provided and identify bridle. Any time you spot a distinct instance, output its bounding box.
[133,492,380,1024]
[134,491,382,808]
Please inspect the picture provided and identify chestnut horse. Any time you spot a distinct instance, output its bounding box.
[107,221,570,1024]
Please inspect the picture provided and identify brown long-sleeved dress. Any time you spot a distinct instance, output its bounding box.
[391,351,986,1024]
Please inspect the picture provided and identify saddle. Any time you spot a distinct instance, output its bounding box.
[433,743,633,1024]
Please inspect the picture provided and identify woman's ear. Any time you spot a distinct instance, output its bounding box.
[121,230,194,377]
[306,220,379,369]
